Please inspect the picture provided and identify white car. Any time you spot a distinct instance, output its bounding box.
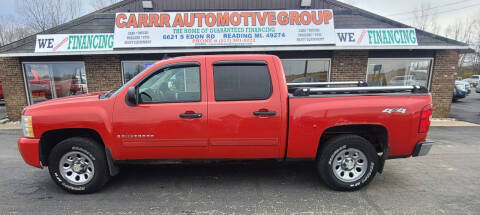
[456,80,471,94]
[463,75,480,87]
[388,75,420,86]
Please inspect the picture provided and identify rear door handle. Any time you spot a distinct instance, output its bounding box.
[179,113,202,118]
[253,111,276,116]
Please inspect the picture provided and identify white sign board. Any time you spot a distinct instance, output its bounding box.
[35,33,114,52]
[114,10,336,48]
[335,29,418,46]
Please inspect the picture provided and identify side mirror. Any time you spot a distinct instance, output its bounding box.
[126,86,138,106]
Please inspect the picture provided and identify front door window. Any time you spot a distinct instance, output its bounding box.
[137,66,200,103]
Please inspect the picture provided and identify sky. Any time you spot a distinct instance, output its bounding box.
[0,0,95,19]
[1,0,479,36]
[0,0,19,18]
[339,0,479,33]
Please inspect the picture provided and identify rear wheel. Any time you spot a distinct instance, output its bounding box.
[48,137,110,194]
[317,135,379,191]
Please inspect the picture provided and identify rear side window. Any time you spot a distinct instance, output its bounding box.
[213,64,272,101]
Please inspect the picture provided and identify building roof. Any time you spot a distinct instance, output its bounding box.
[0,0,470,57]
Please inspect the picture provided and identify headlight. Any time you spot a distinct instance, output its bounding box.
[21,115,34,138]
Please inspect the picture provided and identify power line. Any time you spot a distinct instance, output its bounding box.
[397,2,480,21]
[387,0,472,17]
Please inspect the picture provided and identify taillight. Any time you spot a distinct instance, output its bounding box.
[418,104,433,133]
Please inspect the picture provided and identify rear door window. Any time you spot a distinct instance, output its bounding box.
[213,64,272,101]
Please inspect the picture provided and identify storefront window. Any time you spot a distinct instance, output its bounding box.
[23,62,87,104]
[367,59,432,88]
[281,59,330,83]
[122,61,156,83]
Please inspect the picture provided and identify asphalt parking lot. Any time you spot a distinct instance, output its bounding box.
[450,90,480,124]
[1,127,479,214]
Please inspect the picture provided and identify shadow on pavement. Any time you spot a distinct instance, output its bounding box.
[103,160,327,191]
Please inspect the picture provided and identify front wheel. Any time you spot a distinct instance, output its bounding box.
[48,137,110,194]
[317,135,379,191]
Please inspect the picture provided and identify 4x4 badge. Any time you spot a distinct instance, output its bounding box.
[382,108,406,114]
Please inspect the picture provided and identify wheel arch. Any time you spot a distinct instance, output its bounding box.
[39,128,104,167]
[317,124,389,160]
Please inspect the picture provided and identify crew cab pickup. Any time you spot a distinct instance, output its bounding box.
[18,54,433,193]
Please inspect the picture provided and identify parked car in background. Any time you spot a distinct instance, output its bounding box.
[26,69,84,103]
[476,82,480,93]
[411,70,428,87]
[26,69,53,103]
[0,83,3,100]
[472,75,480,87]
[462,75,480,87]
[453,85,467,101]
[388,75,420,86]
[455,80,471,94]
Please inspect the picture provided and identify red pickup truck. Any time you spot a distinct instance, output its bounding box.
[18,54,433,193]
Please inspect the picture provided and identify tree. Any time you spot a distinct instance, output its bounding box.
[15,0,83,33]
[444,17,479,77]
[473,37,480,75]
[412,2,441,34]
[443,13,480,77]
[1,0,120,47]
[90,0,121,10]
[444,18,477,43]
[0,16,32,46]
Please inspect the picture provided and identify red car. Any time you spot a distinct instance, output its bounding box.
[27,69,83,103]
[18,55,433,193]
[0,83,3,100]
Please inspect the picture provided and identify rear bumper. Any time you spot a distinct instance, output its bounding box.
[17,137,42,168]
[412,139,434,157]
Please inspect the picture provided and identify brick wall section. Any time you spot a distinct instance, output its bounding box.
[430,50,459,118]
[330,51,368,82]
[0,57,27,121]
[84,55,123,92]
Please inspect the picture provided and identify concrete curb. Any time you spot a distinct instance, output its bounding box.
[431,120,480,127]
[0,121,21,130]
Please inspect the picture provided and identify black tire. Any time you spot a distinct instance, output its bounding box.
[48,137,110,194]
[317,135,379,191]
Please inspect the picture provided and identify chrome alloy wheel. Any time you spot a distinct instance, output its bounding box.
[59,151,95,185]
[331,148,367,183]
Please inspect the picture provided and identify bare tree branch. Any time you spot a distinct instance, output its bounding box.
[412,2,441,34]
[0,16,33,46]
[443,13,480,77]
[15,0,83,33]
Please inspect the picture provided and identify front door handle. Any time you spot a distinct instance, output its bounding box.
[253,110,276,116]
[179,112,202,118]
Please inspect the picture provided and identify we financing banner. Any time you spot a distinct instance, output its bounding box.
[335,29,418,46]
[113,10,336,48]
[35,34,114,52]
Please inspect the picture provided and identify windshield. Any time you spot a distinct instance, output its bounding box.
[101,67,149,99]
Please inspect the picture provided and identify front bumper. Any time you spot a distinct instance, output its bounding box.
[412,139,434,157]
[17,137,42,168]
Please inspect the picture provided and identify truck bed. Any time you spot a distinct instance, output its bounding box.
[286,93,432,158]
